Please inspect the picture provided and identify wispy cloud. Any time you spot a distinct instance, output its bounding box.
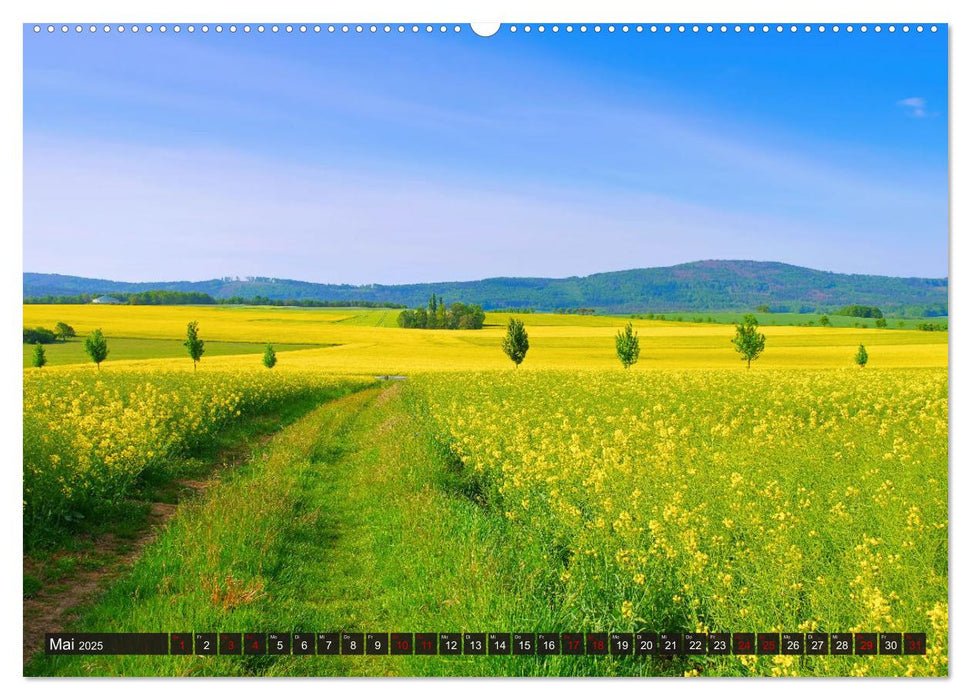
[898,97,928,117]
[23,134,947,282]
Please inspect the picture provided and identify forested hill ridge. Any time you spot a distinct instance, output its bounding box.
[24,260,948,316]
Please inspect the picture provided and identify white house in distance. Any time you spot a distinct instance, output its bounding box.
[91,295,123,305]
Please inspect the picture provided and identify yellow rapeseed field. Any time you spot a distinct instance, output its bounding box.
[22,305,947,373]
[410,369,948,676]
[22,305,948,677]
[23,367,373,534]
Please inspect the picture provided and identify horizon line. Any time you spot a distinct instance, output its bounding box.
[22,258,951,288]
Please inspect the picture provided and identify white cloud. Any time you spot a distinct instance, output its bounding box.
[898,97,928,117]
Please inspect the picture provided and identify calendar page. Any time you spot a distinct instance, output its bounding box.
[20,11,949,682]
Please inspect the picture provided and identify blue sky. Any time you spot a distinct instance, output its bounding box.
[24,25,948,283]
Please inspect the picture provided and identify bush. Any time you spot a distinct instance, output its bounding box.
[23,327,56,344]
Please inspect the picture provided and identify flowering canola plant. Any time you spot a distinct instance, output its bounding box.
[410,368,947,676]
[23,367,371,532]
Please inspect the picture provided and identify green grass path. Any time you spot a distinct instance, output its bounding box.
[29,382,636,676]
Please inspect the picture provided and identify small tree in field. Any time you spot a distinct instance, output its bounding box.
[31,342,46,368]
[54,322,76,341]
[855,344,868,368]
[84,328,109,370]
[502,317,529,368]
[263,344,277,369]
[615,321,641,369]
[184,321,205,370]
[731,314,766,369]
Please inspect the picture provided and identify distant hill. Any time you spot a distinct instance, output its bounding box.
[23,261,948,316]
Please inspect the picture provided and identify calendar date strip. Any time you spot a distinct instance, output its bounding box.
[45,631,927,656]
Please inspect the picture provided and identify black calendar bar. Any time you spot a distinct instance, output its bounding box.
[45,631,928,656]
[45,633,169,655]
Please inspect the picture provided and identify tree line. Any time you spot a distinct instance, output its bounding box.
[25,291,216,305]
[554,308,597,315]
[23,313,884,372]
[29,322,280,371]
[500,314,870,370]
[217,296,405,309]
[24,291,405,308]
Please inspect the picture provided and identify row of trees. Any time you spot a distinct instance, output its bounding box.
[25,292,216,305]
[628,311,901,327]
[29,328,111,368]
[30,322,279,371]
[500,314,869,369]
[24,292,406,309]
[24,316,879,371]
[182,322,278,370]
[218,296,405,309]
[397,295,486,330]
[128,291,215,305]
[554,308,597,315]
[815,315,890,328]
